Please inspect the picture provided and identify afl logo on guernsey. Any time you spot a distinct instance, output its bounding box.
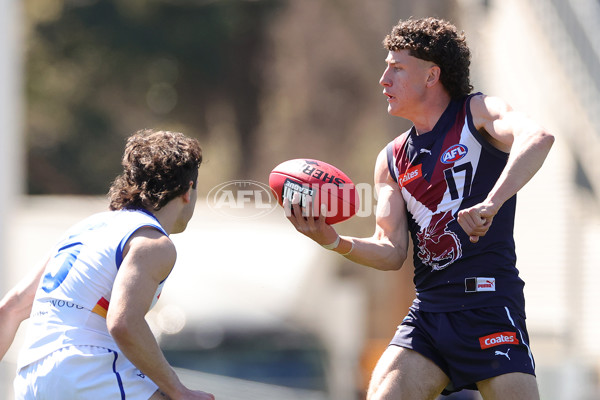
[441,144,468,164]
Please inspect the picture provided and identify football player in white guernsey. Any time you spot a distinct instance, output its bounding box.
[0,129,215,399]
[284,18,554,400]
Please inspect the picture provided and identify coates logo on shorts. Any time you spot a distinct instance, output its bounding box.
[206,180,278,220]
[441,144,468,164]
[479,332,519,349]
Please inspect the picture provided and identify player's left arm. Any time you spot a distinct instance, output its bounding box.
[107,228,198,399]
[458,94,555,242]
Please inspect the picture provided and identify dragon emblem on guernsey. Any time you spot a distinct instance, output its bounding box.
[416,210,462,270]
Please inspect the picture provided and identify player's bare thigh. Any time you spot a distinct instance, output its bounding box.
[367,345,450,400]
[477,372,539,400]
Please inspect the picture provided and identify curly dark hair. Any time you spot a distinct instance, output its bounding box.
[383,17,473,99]
[108,129,203,211]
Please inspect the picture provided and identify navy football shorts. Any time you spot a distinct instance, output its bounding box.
[389,306,535,394]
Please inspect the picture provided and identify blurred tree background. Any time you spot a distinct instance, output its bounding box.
[24,0,457,196]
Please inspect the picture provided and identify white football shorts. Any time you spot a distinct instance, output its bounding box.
[14,345,159,400]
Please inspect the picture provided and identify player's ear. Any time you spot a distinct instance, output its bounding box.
[181,181,194,203]
[426,64,441,87]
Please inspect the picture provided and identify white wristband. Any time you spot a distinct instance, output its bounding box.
[339,241,354,256]
[321,236,340,250]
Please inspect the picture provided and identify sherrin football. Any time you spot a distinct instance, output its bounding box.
[269,159,359,224]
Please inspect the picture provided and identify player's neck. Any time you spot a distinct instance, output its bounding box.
[147,201,180,235]
[412,91,451,135]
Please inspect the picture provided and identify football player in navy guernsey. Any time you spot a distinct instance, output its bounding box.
[285,17,554,399]
[0,130,214,400]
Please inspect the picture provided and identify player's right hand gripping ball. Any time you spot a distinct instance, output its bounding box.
[269,159,359,224]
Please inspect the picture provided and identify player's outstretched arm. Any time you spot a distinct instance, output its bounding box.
[458,94,555,242]
[0,258,47,361]
[107,228,215,400]
[285,148,409,271]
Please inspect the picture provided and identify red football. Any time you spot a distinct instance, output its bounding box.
[269,159,359,224]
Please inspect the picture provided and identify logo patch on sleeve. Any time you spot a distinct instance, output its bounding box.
[479,332,519,349]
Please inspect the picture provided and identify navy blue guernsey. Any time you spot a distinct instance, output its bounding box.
[387,93,526,316]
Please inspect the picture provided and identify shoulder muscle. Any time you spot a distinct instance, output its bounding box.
[470,94,514,152]
[122,227,176,282]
